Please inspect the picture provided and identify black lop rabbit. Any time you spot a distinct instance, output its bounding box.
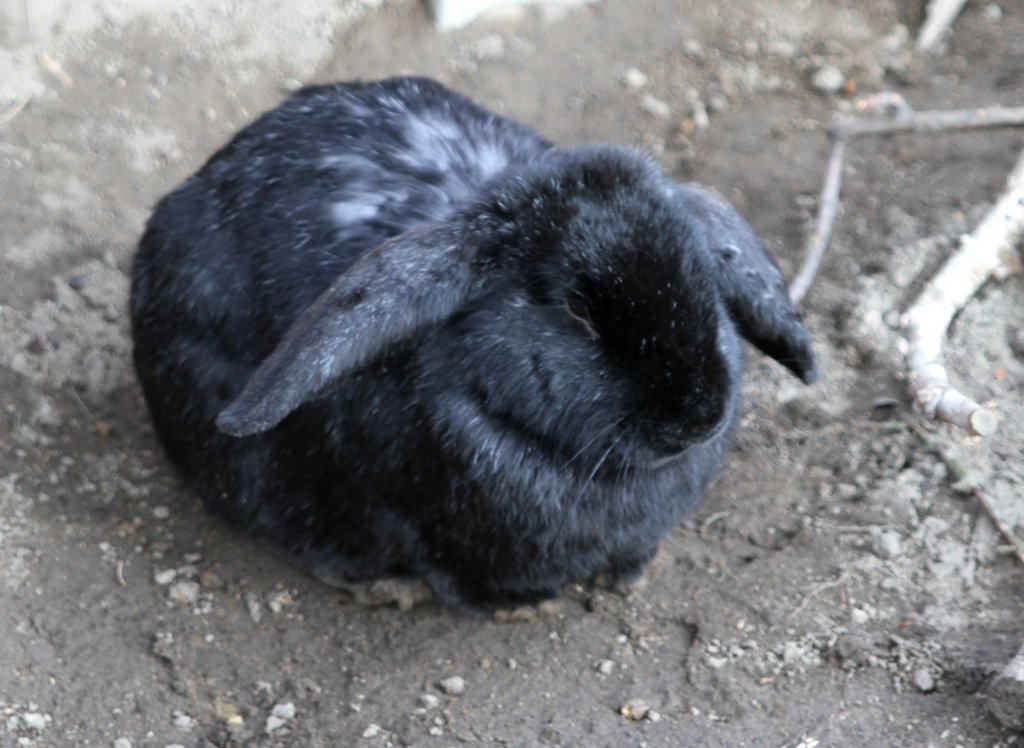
[131,77,817,613]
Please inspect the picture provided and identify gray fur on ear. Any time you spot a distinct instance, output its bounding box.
[217,225,478,436]
[673,184,819,383]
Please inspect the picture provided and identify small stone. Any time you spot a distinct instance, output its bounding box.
[172,711,193,730]
[850,607,870,625]
[267,590,294,613]
[596,659,615,675]
[169,580,200,605]
[468,33,505,60]
[198,570,221,589]
[154,568,177,586]
[246,592,264,623]
[767,39,797,58]
[362,723,382,738]
[266,703,296,732]
[623,68,648,90]
[152,505,170,520]
[67,273,87,290]
[871,530,903,560]
[982,3,1002,22]
[113,739,132,748]
[810,65,845,95]
[620,699,650,721]
[682,39,703,58]
[640,94,671,120]
[912,668,935,692]
[428,726,444,736]
[21,713,47,731]
[438,675,466,696]
[706,655,728,670]
[837,483,860,501]
[214,697,243,726]
[419,693,440,709]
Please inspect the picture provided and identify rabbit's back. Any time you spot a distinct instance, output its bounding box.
[130,78,548,509]
[135,78,550,337]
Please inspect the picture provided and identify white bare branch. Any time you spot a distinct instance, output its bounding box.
[900,147,1024,436]
[917,0,968,51]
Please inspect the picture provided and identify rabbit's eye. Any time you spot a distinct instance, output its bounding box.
[564,296,599,340]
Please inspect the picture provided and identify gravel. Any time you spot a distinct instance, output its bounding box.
[438,675,466,696]
[810,64,845,94]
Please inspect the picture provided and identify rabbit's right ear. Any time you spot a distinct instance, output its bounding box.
[217,225,479,436]
[673,184,819,384]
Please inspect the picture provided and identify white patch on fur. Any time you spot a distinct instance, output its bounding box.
[399,112,508,180]
[475,141,510,180]
[331,196,383,224]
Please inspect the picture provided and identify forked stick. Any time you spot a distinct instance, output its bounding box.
[790,95,1024,435]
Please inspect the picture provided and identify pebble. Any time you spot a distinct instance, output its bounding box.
[428,726,444,736]
[596,659,615,675]
[438,675,466,696]
[152,505,170,520]
[982,3,1002,22]
[640,94,671,119]
[154,568,177,586]
[169,580,200,605]
[850,607,870,625]
[21,713,48,731]
[267,590,294,613]
[620,699,650,721]
[172,711,193,730]
[467,34,505,61]
[810,65,845,94]
[623,68,648,90]
[912,668,935,692]
[681,39,703,58]
[213,697,243,726]
[871,530,903,560]
[362,723,382,738]
[113,739,132,748]
[419,693,440,709]
[265,701,296,733]
[246,592,264,623]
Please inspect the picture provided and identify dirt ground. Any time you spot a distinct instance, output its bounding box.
[1,1,1023,746]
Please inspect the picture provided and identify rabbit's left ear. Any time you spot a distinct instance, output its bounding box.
[673,184,819,384]
[217,224,481,436]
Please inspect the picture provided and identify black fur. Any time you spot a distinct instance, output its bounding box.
[131,77,817,613]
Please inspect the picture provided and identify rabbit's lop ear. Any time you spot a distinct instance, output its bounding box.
[217,225,478,436]
[674,184,819,384]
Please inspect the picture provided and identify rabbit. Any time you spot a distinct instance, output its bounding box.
[131,76,817,614]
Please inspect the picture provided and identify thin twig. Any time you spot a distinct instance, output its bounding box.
[910,425,1024,565]
[788,571,848,619]
[971,488,1024,564]
[0,95,31,126]
[830,105,1024,140]
[917,0,968,51]
[789,98,1024,311]
[789,137,845,304]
